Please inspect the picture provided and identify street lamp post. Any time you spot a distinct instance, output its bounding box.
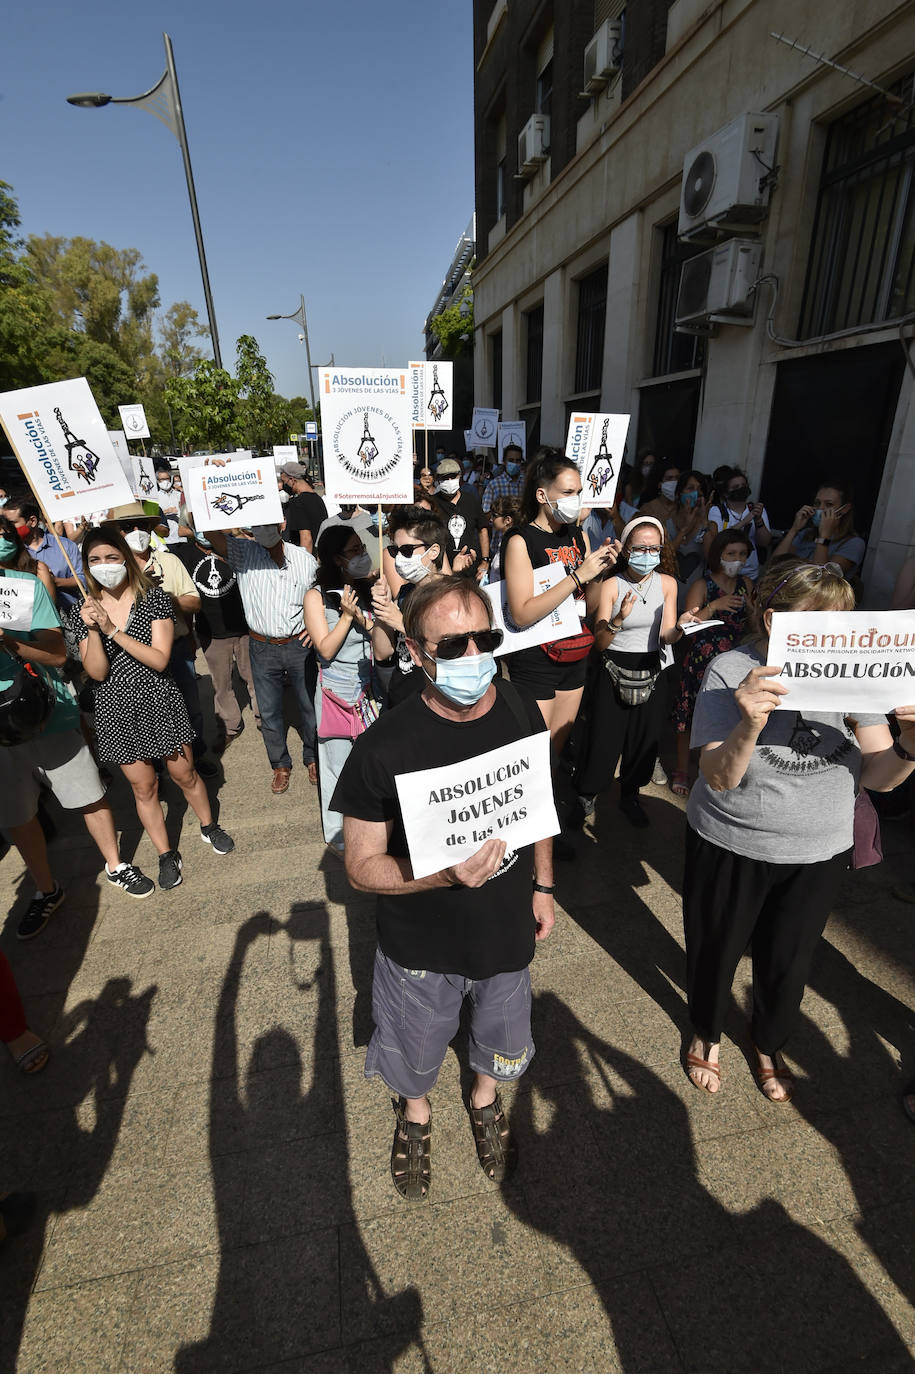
[266,295,322,469]
[67,32,223,370]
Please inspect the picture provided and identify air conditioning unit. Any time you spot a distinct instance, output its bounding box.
[678,112,779,240]
[518,114,550,178]
[583,18,623,93]
[675,239,762,329]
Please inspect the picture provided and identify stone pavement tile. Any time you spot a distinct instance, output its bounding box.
[239,1133,354,1243]
[531,947,646,1021]
[340,1192,547,1341]
[648,1201,914,1372]
[780,1023,903,1119]
[2,913,108,998]
[0,1189,66,1369]
[615,988,692,1068]
[584,1054,772,1145]
[121,1229,341,1372]
[137,915,273,983]
[820,1201,915,1350]
[35,1153,245,1290]
[91,887,222,943]
[694,1120,861,1226]
[526,905,606,963]
[14,1271,138,1374]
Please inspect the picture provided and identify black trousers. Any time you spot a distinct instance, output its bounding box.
[574,653,666,797]
[683,827,850,1054]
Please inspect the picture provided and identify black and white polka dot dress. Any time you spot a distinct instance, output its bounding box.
[68,588,194,765]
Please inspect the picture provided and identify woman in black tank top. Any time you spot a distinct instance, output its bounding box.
[501,450,618,752]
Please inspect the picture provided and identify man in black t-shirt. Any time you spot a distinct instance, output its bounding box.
[432,457,489,579]
[280,463,327,552]
[331,577,555,1201]
[172,533,260,750]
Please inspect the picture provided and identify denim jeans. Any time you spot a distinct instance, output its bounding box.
[169,637,206,759]
[249,637,316,770]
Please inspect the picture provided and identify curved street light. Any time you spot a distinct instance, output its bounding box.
[67,33,222,369]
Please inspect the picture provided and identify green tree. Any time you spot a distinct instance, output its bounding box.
[165,358,241,452]
[235,334,279,450]
[160,301,210,378]
[428,284,474,358]
[0,182,57,392]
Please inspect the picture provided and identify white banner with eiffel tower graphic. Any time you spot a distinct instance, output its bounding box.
[422,360,453,431]
[565,411,631,510]
[186,456,283,533]
[0,377,135,521]
[318,368,413,504]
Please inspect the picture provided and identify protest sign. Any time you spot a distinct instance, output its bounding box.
[681,618,724,636]
[106,430,134,488]
[565,412,630,509]
[395,731,559,880]
[131,452,159,500]
[768,610,915,714]
[469,407,499,447]
[117,403,150,440]
[0,377,135,522]
[272,444,298,466]
[186,457,284,533]
[484,562,581,657]
[463,429,474,452]
[497,421,526,463]
[423,361,453,430]
[319,368,413,504]
[0,578,35,632]
[408,361,425,429]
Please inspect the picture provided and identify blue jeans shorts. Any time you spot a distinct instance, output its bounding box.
[365,947,535,1099]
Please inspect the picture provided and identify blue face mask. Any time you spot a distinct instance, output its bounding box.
[423,652,497,706]
[629,551,660,574]
[812,509,822,528]
[0,536,18,561]
[506,462,521,478]
[680,489,698,508]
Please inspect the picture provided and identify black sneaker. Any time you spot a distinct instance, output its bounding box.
[105,862,155,899]
[158,850,183,890]
[201,822,235,855]
[17,884,65,940]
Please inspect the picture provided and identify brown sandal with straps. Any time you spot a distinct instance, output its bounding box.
[754,1048,794,1104]
[390,1097,431,1201]
[468,1091,518,1182]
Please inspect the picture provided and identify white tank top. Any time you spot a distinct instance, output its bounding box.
[610,571,666,654]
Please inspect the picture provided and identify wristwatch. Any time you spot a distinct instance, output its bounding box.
[533,882,554,895]
[815,537,829,545]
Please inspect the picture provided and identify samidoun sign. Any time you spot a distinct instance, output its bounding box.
[319,368,413,504]
[0,377,135,522]
[768,610,915,714]
[565,412,630,509]
[395,732,559,881]
[187,457,284,533]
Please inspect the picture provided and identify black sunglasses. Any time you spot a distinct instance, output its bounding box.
[388,541,427,558]
[423,628,504,660]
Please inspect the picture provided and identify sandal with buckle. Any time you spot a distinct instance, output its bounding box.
[754,1047,794,1104]
[390,1097,431,1201]
[686,1052,720,1094]
[468,1091,517,1181]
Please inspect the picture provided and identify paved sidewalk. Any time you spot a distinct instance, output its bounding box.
[1,678,913,1371]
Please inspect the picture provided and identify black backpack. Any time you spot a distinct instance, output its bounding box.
[0,661,55,747]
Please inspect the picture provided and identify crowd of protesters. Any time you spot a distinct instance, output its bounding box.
[1,438,913,1211]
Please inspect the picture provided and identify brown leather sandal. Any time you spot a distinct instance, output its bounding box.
[468,1091,517,1181]
[686,1053,720,1093]
[390,1097,431,1201]
[754,1048,794,1104]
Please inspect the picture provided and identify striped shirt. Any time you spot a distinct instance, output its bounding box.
[224,537,316,637]
[482,472,524,512]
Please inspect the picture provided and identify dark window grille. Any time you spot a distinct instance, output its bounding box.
[800,70,915,338]
[575,264,608,393]
[537,60,553,122]
[491,330,503,411]
[652,223,706,376]
[525,304,544,403]
[496,157,507,220]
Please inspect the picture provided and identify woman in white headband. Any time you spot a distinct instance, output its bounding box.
[573,516,699,828]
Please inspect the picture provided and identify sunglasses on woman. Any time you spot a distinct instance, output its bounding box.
[422,628,504,660]
[388,541,427,558]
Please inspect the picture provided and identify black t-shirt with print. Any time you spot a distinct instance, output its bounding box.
[502,523,587,670]
[171,542,248,640]
[330,680,547,978]
[284,490,328,547]
[433,487,486,564]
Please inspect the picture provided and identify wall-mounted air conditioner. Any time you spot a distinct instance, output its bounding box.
[677,112,779,241]
[518,114,550,178]
[675,239,762,329]
[583,19,623,94]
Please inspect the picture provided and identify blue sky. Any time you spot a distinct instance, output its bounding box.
[3,0,474,400]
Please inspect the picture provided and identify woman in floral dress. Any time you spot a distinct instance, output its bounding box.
[671,529,753,796]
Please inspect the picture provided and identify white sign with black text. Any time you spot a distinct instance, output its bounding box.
[768,610,915,714]
[408,361,425,429]
[565,412,630,509]
[272,445,298,466]
[423,360,453,430]
[484,562,582,657]
[395,731,559,881]
[187,457,284,532]
[319,368,413,504]
[106,430,134,488]
[117,403,150,440]
[0,577,35,632]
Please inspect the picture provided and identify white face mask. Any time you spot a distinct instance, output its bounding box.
[660,479,678,501]
[92,562,128,589]
[279,490,290,504]
[345,551,373,579]
[157,478,173,491]
[548,492,582,524]
[394,551,431,584]
[124,528,151,553]
[720,560,744,578]
[437,477,460,496]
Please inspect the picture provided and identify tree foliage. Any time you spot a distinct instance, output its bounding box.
[428,284,474,358]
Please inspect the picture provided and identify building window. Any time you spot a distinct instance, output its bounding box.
[574,264,608,394]
[800,71,915,338]
[495,112,507,222]
[525,304,544,403]
[537,59,553,122]
[652,222,706,376]
[491,330,503,411]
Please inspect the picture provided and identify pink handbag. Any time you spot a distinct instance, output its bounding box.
[852,790,883,870]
